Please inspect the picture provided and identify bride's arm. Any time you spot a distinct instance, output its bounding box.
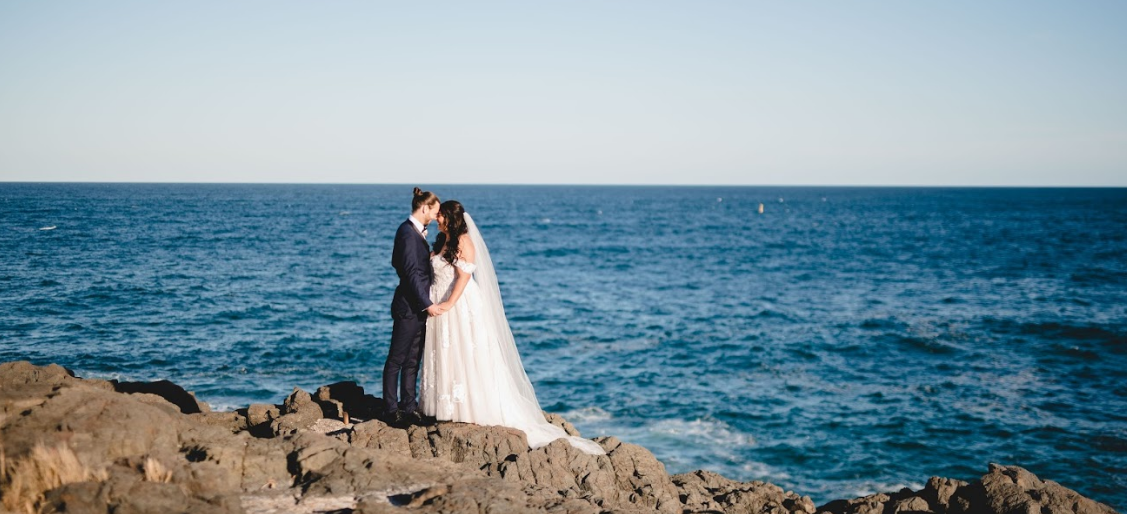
[436,235,476,310]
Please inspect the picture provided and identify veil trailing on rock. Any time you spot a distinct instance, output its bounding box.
[463,213,605,455]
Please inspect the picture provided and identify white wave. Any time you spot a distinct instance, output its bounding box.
[206,402,244,413]
[560,406,613,423]
[647,418,756,448]
[76,370,129,382]
[846,480,925,498]
[741,461,792,482]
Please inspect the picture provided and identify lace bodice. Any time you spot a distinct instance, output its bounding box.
[431,254,477,303]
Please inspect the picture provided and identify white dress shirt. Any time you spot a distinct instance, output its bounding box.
[408,216,427,237]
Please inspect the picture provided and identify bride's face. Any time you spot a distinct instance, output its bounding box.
[436,212,447,232]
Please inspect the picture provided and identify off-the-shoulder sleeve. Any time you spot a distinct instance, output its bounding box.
[454,260,477,274]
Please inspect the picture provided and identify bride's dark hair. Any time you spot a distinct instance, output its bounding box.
[435,200,467,265]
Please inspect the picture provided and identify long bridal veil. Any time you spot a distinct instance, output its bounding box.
[463,213,606,455]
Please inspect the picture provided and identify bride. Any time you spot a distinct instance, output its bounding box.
[418,200,605,455]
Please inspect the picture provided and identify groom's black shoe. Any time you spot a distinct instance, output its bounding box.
[401,410,424,427]
[382,410,408,429]
[394,411,413,429]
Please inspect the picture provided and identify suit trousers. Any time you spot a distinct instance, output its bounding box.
[383,313,426,414]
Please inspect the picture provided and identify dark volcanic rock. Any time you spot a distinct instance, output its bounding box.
[426,421,529,469]
[350,419,412,456]
[44,476,243,514]
[599,436,682,512]
[2,361,1118,514]
[288,431,479,498]
[818,464,1117,514]
[270,387,324,435]
[112,379,211,414]
[314,380,375,420]
[246,403,281,426]
[973,463,1115,514]
[0,360,77,388]
[920,476,969,513]
[544,412,582,437]
[1,378,183,465]
[0,361,241,513]
[190,410,248,434]
[675,469,815,514]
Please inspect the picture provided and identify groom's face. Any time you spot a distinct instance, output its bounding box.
[424,202,440,224]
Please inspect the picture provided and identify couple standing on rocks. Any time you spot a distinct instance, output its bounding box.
[381,187,605,455]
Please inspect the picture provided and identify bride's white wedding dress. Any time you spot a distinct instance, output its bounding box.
[419,214,605,455]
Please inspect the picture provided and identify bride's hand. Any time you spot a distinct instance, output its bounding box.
[426,302,452,316]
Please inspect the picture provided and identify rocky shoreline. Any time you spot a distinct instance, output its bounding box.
[0,361,1117,514]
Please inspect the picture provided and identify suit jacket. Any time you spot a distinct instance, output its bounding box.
[391,219,433,320]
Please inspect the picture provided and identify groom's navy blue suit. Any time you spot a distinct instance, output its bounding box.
[384,218,434,415]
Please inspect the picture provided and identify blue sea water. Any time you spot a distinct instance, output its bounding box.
[2,183,1126,508]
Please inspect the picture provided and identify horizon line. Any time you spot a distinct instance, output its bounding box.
[3,180,1127,188]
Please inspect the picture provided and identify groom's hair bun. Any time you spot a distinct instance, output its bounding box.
[411,187,439,211]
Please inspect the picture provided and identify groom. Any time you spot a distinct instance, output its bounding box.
[383,187,444,427]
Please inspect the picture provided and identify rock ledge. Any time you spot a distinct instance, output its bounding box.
[0,361,1116,514]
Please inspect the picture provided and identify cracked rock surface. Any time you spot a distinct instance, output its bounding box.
[0,361,1116,514]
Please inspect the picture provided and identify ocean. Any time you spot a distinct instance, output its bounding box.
[2,183,1125,508]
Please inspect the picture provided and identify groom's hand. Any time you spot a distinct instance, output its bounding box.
[426,304,443,317]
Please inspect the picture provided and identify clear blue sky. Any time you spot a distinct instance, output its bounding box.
[1,1,1124,185]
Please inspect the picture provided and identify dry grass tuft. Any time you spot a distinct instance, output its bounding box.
[143,457,173,483]
[1,442,108,514]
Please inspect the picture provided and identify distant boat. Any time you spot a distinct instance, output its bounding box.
[39,226,56,231]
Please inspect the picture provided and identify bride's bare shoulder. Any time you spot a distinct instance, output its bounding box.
[457,234,476,262]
